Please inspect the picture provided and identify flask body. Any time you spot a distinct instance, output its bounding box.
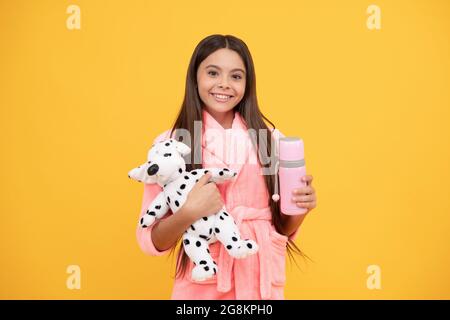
[278,137,307,215]
[279,165,307,215]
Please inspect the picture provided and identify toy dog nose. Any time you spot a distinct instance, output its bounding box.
[147,164,159,176]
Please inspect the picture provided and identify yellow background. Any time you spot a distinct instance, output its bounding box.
[1,0,449,299]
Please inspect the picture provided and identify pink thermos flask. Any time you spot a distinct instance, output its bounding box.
[272,137,307,215]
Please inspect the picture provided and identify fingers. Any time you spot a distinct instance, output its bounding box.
[295,200,316,209]
[292,195,314,202]
[293,175,316,210]
[301,175,313,185]
[292,186,315,195]
[192,172,211,189]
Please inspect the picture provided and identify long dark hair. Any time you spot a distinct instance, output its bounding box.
[167,34,308,279]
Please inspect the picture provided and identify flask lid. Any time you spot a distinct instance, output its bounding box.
[279,137,304,161]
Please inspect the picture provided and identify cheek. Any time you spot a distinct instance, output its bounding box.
[234,83,246,99]
[198,75,214,90]
[198,81,214,100]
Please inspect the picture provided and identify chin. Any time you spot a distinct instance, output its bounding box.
[209,103,236,112]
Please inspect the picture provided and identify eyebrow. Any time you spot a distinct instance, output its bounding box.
[205,64,246,74]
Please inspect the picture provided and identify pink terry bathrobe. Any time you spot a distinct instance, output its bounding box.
[136,109,300,300]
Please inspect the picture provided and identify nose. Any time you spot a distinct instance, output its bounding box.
[147,164,159,176]
[218,78,230,89]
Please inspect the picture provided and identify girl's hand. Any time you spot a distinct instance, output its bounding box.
[181,173,224,221]
[292,175,317,214]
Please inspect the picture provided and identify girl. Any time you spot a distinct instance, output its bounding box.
[136,34,317,300]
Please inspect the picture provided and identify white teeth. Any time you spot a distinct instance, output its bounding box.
[211,93,232,100]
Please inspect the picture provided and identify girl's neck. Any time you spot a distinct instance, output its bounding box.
[204,107,235,129]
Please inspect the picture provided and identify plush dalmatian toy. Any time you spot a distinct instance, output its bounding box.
[128,138,258,281]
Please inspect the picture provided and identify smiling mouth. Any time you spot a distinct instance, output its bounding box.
[210,93,234,101]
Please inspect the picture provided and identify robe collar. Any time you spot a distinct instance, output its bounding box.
[201,108,251,177]
[201,108,246,132]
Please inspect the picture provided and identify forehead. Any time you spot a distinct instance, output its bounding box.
[199,48,246,72]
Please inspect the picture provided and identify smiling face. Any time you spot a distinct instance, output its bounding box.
[196,48,246,116]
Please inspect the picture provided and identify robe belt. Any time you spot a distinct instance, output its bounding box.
[217,205,273,299]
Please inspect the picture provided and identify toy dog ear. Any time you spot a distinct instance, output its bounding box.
[127,164,157,184]
[174,140,191,156]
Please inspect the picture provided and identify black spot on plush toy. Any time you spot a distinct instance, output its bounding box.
[128,138,258,281]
